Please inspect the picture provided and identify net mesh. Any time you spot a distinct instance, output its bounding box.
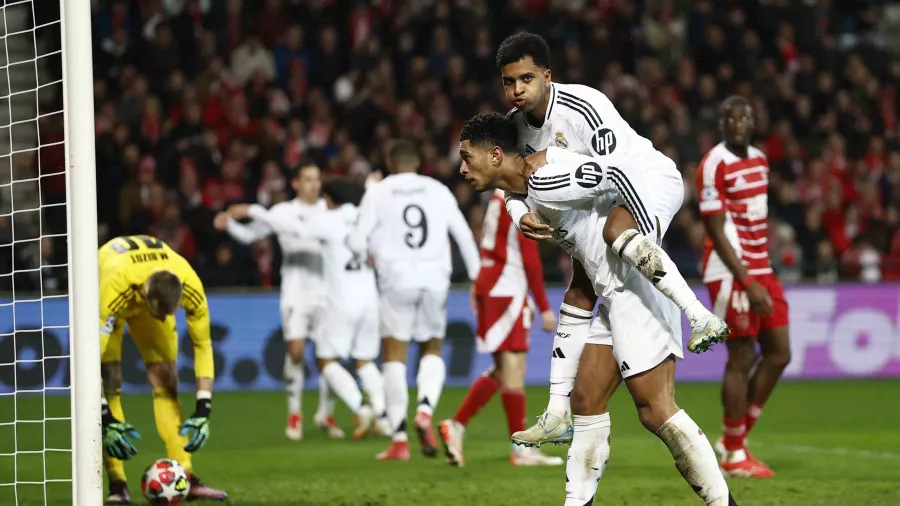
[0,1,72,504]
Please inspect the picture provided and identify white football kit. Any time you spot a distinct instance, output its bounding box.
[354,173,480,342]
[247,203,380,361]
[226,199,327,341]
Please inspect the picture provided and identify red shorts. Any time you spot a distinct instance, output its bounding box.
[706,273,789,339]
[475,295,532,354]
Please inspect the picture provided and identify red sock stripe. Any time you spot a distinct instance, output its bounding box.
[722,417,746,451]
[500,388,526,436]
[745,403,764,434]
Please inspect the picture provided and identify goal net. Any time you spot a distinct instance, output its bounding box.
[0,0,100,504]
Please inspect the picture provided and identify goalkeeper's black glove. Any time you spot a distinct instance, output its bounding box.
[101,402,141,460]
[179,397,211,453]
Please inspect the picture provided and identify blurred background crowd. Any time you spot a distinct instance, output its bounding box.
[3,0,900,292]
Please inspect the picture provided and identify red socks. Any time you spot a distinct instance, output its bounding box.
[500,388,526,436]
[722,417,746,452]
[453,374,499,426]
[745,403,763,434]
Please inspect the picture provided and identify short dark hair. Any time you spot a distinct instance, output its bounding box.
[388,139,420,170]
[146,270,183,315]
[294,158,320,179]
[322,179,362,206]
[496,32,552,69]
[459,111,519,155]
[718,95,751,120]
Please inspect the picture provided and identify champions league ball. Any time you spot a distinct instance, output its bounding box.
[141,458,190,504]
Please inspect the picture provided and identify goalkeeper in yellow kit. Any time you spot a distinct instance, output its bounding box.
[98,235,227,504]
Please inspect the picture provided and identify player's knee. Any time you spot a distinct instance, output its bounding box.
[602,207,638,247]
[766,347,791,370]
[419,338,443,356]
[286,342,305,364]
[571,384,604,416]
[146,362,179,391]
[562,287,595,311]
[101,362,123,391]
[635,402,676,433]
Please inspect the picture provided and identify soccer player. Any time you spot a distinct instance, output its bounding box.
[225,179,385,439]
[697,96,791,478]
[458,111,738,506]
[493,32,729,448]
[215,160,344,440]
[98,235,227,503]
[438,189,562,467]
[353,140,481,460]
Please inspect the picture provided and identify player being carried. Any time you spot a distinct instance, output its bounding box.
[98,234,227,504]
[438,189,562,467]
[697,96,791,478]
[491,32,729,448]
[226,179,386,439]
[353,140,481,461]
[459,112,738,506]
[215,160,359,440]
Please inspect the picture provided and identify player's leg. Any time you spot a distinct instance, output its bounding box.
[101,327,130,504]
[563,313,618,505]
[310,302,342,436]
[745,278,791,439]
[377,290,416,460]
[412,289,449,458]
[512,259,595,447]
[602,166,729,352]
[353,304,388,436]
[281,302,308,440]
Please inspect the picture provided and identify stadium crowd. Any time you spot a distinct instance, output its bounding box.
[3,0,900,292]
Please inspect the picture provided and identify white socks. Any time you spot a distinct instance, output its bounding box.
[284,355,304,415]
[383,361,409,443]
[357,361,386,418]
[656,410,730,506]
[416,354,446,416]
[548,303,592,415]
[316,373,334,419]
[611,229,707,321]
[564,413,611,506]
[321,362,364,414]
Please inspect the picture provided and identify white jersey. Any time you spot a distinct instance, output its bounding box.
[246,203,378,314]
[226,198,327,298]
[353,172,480,293]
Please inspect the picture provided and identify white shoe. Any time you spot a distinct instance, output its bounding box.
[510,445,564,466]
[372,417,392,437]
[352,406,376,440]
[313,412,345,439]
[687,313,730,353]
[438,419,466,467]
[510,411,573,448]
[285,413,302,441]
[714,437,726,462]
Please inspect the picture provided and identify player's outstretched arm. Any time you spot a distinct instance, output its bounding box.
[214,210,271,244]
[178,267,215,452]
[446,190,481,280]
[520,236,555,331]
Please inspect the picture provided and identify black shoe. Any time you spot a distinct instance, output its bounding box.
[105,480,131,505]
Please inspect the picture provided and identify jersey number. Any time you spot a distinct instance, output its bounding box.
[344,237,364,271]
[403,204,428,249]
[111,235,164,254]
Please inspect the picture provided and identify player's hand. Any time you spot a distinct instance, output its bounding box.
[101,406,141,460]
[519,213,554,241]
[179,398,211,452]
[744,281,774,316]
[540,310,557,332]
[213,212,229,230]
[366,251,376,269]
[525,150,548,169]
[227,204,252,220]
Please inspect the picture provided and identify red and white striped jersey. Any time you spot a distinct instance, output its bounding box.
[474,190,551,312]
[696,142,773,282]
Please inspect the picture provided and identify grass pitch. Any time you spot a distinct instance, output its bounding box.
[2,380,900,505]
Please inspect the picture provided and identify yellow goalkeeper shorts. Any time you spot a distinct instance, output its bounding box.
[101,311,179,364]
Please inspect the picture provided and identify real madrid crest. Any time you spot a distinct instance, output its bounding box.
[555,131,569,149]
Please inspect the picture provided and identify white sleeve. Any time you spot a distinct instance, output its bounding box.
[247,204,336,241]
[445,191,480,281]
[349,186,378,252]
[225,217,271,245]
[504,191,530,231]
[546,146,594,166]
[528,162,607,203]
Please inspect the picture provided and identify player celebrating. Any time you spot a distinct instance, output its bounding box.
[215,160,344,440]
[353,140,481,460]
[226,180,386,439]
[697,96,791,478]
[98,235,227,504]
[438,189,561,467]
[459,111,738,506]
[492,32,729,448]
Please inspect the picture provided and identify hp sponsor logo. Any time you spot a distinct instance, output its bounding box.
[574,161,604,188]
[592,128,617,155]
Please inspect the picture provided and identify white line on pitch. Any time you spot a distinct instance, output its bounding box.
[757,442,900,461]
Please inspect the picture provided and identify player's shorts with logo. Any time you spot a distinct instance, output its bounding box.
[281,297,326,342]
[706,273,789,338]
[101,312,179,364]
[475,294,532,354]
[379,288,448,342]
[315,304,380,361]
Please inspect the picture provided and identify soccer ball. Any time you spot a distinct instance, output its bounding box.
[140,458,191,504]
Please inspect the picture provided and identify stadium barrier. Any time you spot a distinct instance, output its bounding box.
[2,284,900,393]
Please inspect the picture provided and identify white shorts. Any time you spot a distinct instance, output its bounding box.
[587,256,684,379]
[281,299,325,342]
[609,159,684,241]
[379,289,448,342]
[315,305,380,361]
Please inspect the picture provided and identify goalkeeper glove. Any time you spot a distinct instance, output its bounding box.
[101,401,141,460]
[179,396,211,452]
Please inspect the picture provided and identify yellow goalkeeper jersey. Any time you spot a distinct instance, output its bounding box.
[98,234,214,380]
